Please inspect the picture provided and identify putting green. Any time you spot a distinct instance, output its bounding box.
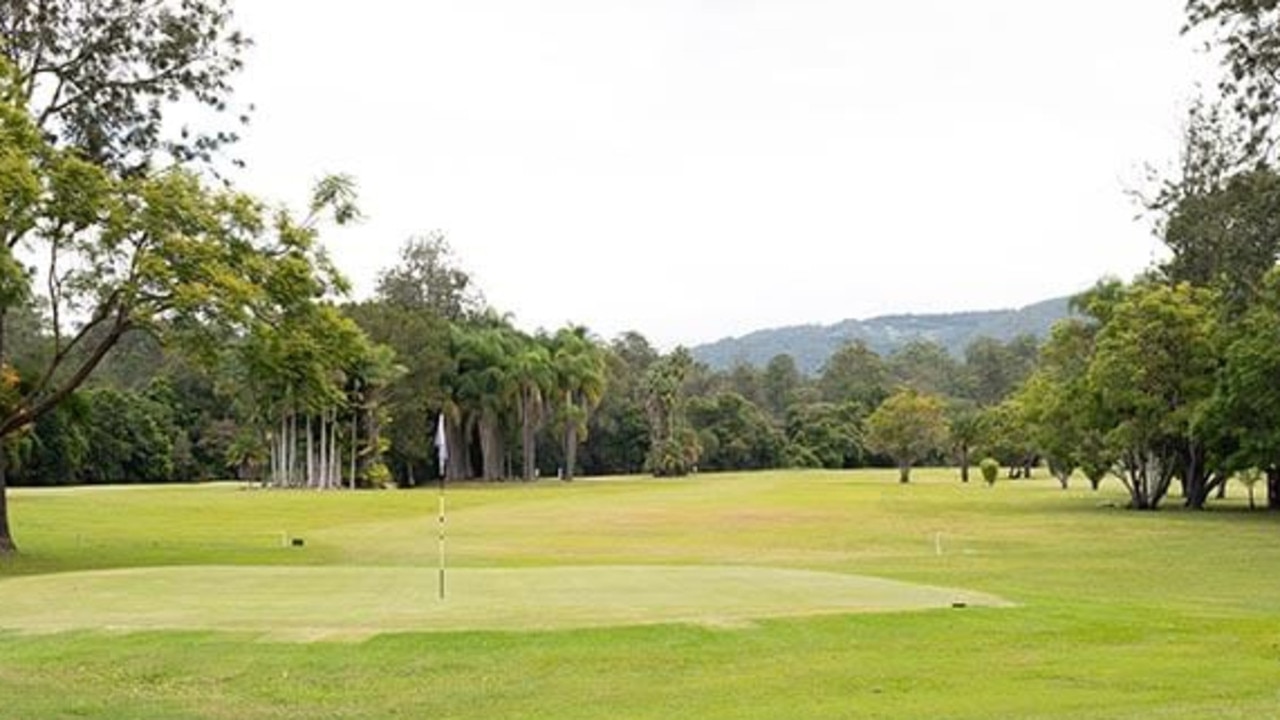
[0,565,1009,639]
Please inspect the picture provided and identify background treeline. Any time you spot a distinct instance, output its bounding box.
[0,226,1046,488]
[10,0,1280,525]
[14,122,1280,513]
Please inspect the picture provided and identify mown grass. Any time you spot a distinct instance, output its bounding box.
[2,469,1280,718]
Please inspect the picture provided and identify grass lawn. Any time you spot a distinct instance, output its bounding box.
[1,469,1279,718]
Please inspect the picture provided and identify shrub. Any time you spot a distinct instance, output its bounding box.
[366,462,394,488]
[980,457,1000,486]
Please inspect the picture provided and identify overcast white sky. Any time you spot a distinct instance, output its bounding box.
[226,1,1212,348]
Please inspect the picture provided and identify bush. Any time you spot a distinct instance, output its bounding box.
[366,462,394,488]
[979,457,1000,486]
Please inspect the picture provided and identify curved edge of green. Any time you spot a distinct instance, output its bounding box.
[0,564,1011,640]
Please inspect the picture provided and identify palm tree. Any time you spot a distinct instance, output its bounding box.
[551,326,607,481]
[511,334,554,481]
[452,324,518,480]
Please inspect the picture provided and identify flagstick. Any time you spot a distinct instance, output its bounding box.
[435,413,449,601]
[438,474,446,601]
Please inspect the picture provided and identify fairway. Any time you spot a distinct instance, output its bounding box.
[0,564,1007,638]
[4,470,1280,719]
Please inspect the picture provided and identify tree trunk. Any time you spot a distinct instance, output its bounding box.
[959,447,969,483]
[273,425,280,486]
[1122,454,1149,510]
[898,461,910,484]
[277,414,287,487]
[289,412,299,487]
[0,450,15,554]
[282,413,290,487]
[1267,466,1280,510]
[327,412,334,489]
[1125,450,1173,511]
[333,411,340,488]
[369,404,384,481]
[444,415,469,481]
[317,413,326,488]
[322,412,331,489]
[306,414,315,488]
[350,410,358,489]
[564,422,579,481]
[0,309,11,553]
[521,392,537,482]
[478,412,503,480]
[1182,448,1219,510]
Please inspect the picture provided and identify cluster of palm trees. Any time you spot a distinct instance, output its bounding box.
[439,322,607,481]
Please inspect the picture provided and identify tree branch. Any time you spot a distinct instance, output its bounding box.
[0,308,131,437]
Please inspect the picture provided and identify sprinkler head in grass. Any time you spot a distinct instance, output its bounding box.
[951,600,967,609]
[291,538,305,547]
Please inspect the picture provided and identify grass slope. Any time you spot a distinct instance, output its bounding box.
[2,469,1280,718]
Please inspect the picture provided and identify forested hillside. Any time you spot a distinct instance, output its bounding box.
[692,296,1073,374]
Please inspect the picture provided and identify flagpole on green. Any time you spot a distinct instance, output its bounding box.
[434,413,448,601]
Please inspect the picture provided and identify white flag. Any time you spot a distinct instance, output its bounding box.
[434,414,448,477]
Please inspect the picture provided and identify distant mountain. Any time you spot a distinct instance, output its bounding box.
[691,296,1074,375]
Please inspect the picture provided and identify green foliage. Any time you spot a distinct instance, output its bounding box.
[1236,467,1264,509]
[864,389,949,483]
[761,353,802,419]
[783,401,864,470]
[1,0,250,169]
[345,301,452,484]
[687,392,783,471]
[550,325,607,481]
[582,332,657,475]
[945,402,982,482]
[818,340,887,410]
[1015,320,1098,487]
[979,457,999,486]
[646,427,703,477]
[1086,282,1220,509]
[962,335,1037,407]
[644,348,700,477]
[80,389,175,484]
[448,322,520,481]
[8,394,88,485]
[1161,167,1280,310]
[1202,268,1280,492]
[976,400,1036,476]
[375,232,482,321]
[1185,0,1280,155]
[887,340,962,397]
[365,462,393,489]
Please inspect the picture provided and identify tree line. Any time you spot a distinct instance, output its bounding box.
[5,0,1280,555]
[0,221,1048,491]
